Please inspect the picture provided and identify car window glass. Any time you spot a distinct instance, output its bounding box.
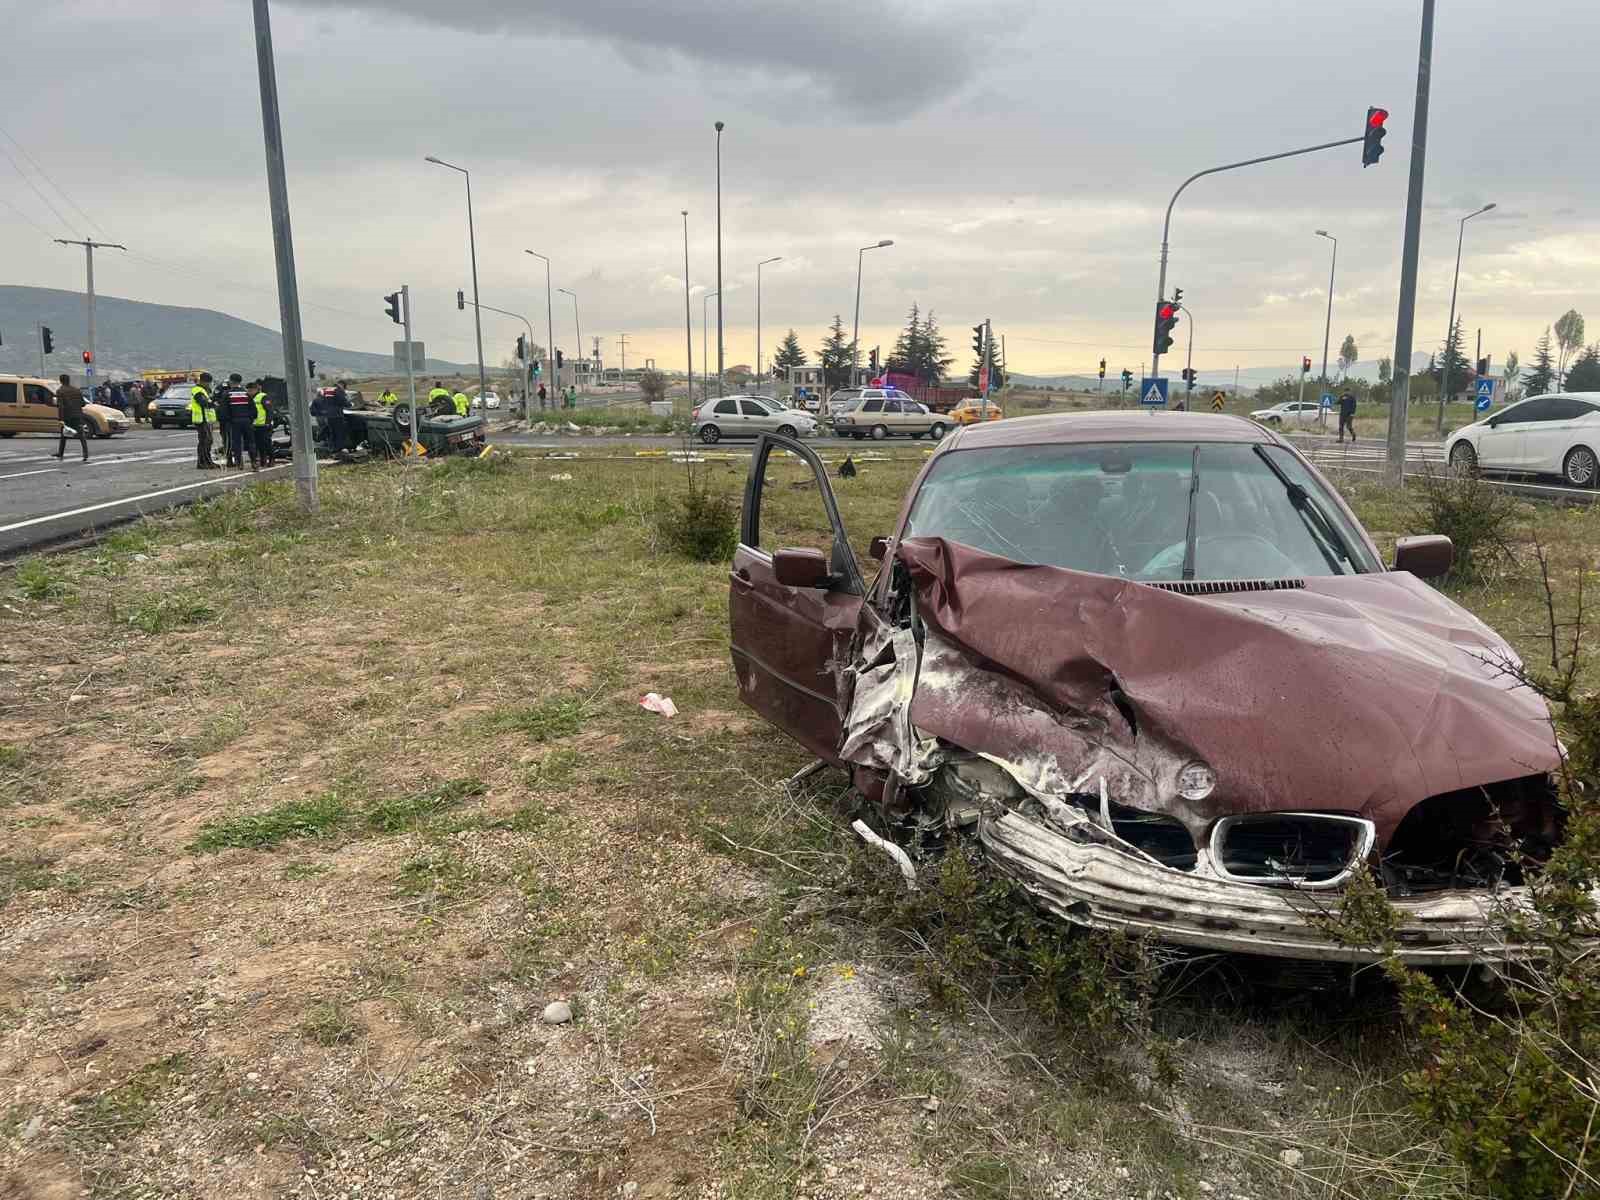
[714,399,739,416]
[1548,398,1591,420]
[24,384,55,407]
[740,400,768,417]
[1499,399,1549,424]
[883,400,901,414]
[861,399,882,413]
[755,447,837,558]
[903,442,1379,581]
[0,381,19,406]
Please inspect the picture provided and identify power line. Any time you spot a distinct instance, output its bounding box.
[0,124,100,234]
[0,193,54,238]
[0,140,77,235]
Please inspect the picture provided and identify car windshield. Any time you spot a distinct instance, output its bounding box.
[161,387,190,399]
[903,441,1379,581]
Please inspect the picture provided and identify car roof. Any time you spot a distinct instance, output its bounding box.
[0,375,57,386]
[947,409,1275,450]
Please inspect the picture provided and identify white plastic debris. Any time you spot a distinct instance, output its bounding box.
[851,819,918,890]
[548,473,573,481]
[639,693,679,717]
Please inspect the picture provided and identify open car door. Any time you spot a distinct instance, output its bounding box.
[729,434,865,764]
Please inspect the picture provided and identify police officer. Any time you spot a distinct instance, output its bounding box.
[191,372,218,469]
[452,386,470,417]
[223,373,257,469]
[250,380,272,467]
[379,386,399,407]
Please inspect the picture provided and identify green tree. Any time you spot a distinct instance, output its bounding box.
[1563,344,1600,392]
[1555,309,1586,386]
[1524,328,1555,397]
[1431,317,1471,400]
[1502,349,1520,401]
[772,329,806,378]
[818,315,854,392]
[1377,356,1393,386]
[887,303,954,384]
[638,369,667,405]
[1338,334,1358,377]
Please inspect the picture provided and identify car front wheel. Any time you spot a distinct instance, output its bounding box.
[699,424,721,444]
[930,422,948,439]
[1563,445,1598,488]
[871,424,889,440]
[776,424,796,438]
[1449,441,1478,474]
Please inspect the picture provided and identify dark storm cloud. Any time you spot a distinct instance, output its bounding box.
[280,0,1011,117]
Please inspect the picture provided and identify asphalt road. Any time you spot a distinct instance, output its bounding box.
[0,425,293,556]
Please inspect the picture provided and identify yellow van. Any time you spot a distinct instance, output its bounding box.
[0,375,131,438]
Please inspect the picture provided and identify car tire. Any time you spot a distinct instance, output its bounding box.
[930,422,948,439]
[1563,445,1598,488]
[1448,442,1478,474]
[699,424,721,444]
[871,424,889,441]
[0,432,15,438]
[776,424,797,438]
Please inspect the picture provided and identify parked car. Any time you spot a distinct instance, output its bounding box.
[473,391,502,410]
[824,389,862,423]
[149,383,198,428]
[1445,392,1600,487]
[950,398,1003,426]
[692,395,817,443]
[0,375,129,438]
[1249,400,1321,426]
[832,391,950,440]
[727,411,1565,965]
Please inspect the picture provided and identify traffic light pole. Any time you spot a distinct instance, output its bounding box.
[1180,303,1196,409]
[1387,0,1435,484]
[1151,134,1363,383]
[462,298,536,403]
[401,285,418,449]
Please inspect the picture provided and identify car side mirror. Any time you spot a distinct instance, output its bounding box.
[1393,534,1454,579]
[773,547,831,589]
[869,536,890,562]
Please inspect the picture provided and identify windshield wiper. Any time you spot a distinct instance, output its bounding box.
[1252,445,1355,574]
[1181,445,1200,581]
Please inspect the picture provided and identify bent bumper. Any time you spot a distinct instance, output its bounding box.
[980,808,1535,966]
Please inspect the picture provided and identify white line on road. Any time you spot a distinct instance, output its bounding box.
[0,466,290,535]
[0,468,61,481]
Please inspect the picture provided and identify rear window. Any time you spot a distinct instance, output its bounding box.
[904,441,1379,581]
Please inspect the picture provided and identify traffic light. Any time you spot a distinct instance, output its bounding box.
[869,347,879,372]
[456,289,466,312]
[555,349,564,369]
[1120,368,1133,388]
[1153,302,1178,355]
[1098,358,1106,379]
[1476,356,1490,376]
[1302,356,1312,374]
[1362,107,1388,167]
[82,350,92,364]
[516,334,526,362]
[308,358,317,378]
[1172,287,1183,305]
[384,291,402,325]
[41,326,53,354]
[1181,367,1196,388]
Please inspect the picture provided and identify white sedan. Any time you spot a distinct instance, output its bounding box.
[473,391,502,410]
[1445,393,1600,487]
[1249,400,1322,426]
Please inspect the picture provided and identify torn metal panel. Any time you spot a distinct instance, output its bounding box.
[837,607,944,786]
[979,806,1531,966]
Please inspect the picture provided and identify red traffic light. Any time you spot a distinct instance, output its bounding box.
[1362,106,1389,167]
[82,350,92,364]
[1158,303,1177,320]
[1368,108,1389,128]
[1302,356,1312,373]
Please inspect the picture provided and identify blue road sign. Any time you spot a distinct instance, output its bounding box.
[1475,378,1495,411]
[1320,391,1335,410]
[1140,377,1169,407]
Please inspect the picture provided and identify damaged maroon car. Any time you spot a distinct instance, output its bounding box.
[729,413,1565,965]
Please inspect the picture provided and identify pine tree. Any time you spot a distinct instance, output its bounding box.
[1524,328,1555,397]
[920,310,954,383]
[818,315,854,392]
[887,303,922,376]
[1564,345,1600,392]
[772,329,806,377]
[1430,317,1471,399]
[886,304,955,384]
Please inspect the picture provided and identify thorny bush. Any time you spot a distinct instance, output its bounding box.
[1411,463,1519,582]
[653,472,740,563]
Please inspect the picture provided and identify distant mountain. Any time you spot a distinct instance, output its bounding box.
[0,286,468,380]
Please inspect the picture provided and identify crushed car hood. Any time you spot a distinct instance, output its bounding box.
[880,537,1559,845]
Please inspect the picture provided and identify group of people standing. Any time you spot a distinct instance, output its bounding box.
[189,372,276,471]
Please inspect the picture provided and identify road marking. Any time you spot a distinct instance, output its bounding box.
[0,468,60,481]
[0,466,290,535]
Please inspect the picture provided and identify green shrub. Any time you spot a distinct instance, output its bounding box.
[653,478,739,562]
[364,778,485,832]
[190,792,351,852]
[1410,464,1517,581]
[13,557,72,601]
[126,594,215,634]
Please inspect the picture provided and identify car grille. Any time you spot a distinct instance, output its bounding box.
[1209,813,1375,889]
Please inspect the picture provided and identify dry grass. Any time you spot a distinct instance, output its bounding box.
[0,446,1589,1198]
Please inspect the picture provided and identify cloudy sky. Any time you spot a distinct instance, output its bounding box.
[3,0,1596,385]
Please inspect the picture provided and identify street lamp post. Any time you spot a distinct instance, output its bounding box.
[701,291,719,402]
[756,256,781,391]
[681,212,693,407]
[1437,202,1496,435]
[425,155,489,406]
[714,121,725,395]
[851,239,894,382]
[558,287,581,397]
[524,250,556,425]
[1314,230,1337,389]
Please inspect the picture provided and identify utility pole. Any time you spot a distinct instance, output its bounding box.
[53,238,125,383]
[980,319,993,417]
[681,211,693,408]
[1387,0,1435,484]
[1314,230,1337,388]
[616,333,629,375]
[401,285,418,449]
[250,0,317,512]
[714,121,725,396]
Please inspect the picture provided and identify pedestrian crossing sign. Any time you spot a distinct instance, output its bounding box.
[1474,378,1495,411]
[1140,377,1169,407]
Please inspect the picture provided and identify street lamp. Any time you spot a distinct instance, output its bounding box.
[558,287,581,395]
[702,291,718,402]
[681,212,693,408]
[1314,230,1337,388]
[714,121,725,395]
[524,251,556,422]
[424,155,488,405]
[1438,202,1496,434]
[852,239,894,381]
[756,256,782,390]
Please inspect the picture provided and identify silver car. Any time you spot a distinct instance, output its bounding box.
[693,396,817,444]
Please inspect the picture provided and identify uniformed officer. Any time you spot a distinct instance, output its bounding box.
[191,372,218,469]
[379,387,399,406]
[452,387,470,417]
[223,373,257,469]
[249,380,272,467]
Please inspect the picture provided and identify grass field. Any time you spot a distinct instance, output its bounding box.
[1,447,1595,1198]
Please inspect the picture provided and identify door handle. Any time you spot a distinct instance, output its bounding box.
[732,567,753,588]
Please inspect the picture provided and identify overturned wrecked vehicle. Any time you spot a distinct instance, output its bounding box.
[729,413,1565,965]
